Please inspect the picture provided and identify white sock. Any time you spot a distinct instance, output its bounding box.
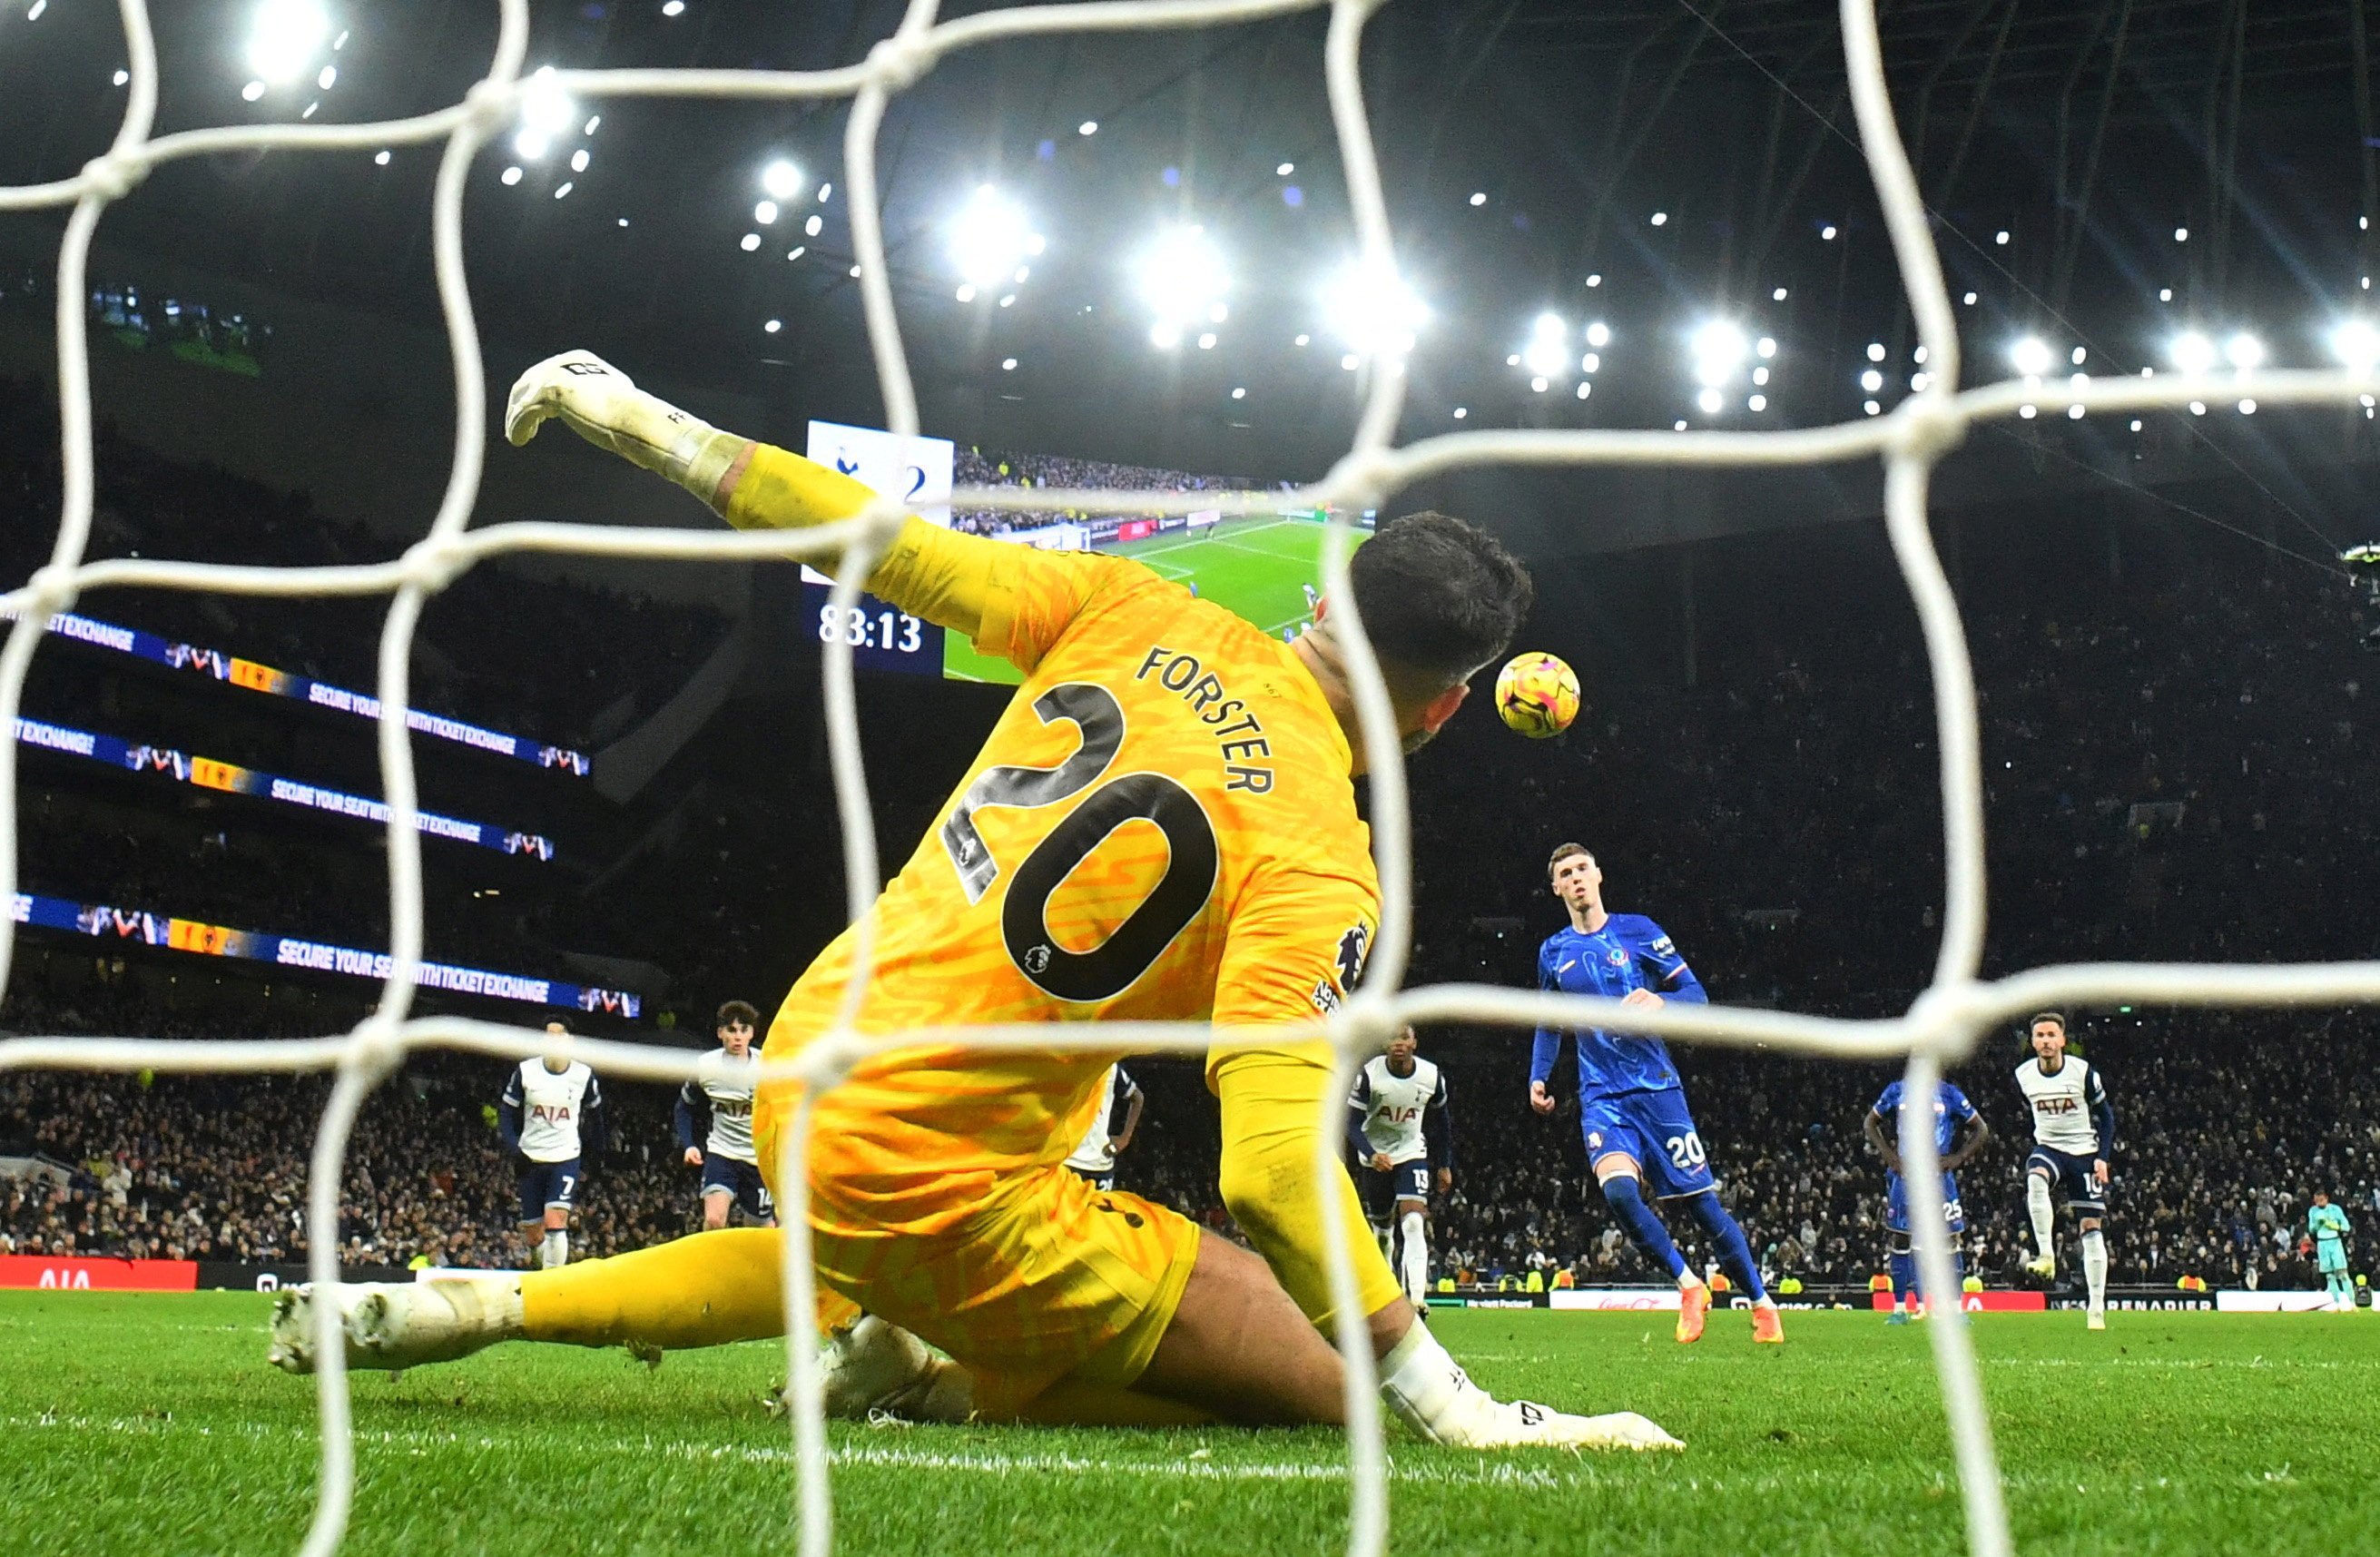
[1399,1211,1428,1306]
[2080,1229,2107,1311]
[1377,1319,1482,1444]
[540,1229,568,1268]
[2027,1176,2056,1258]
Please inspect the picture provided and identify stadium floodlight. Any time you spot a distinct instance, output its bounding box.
[1696,386,1723,415]
[1520,312,1569,379]
[1585,320,1610,349]
[1860,369,1883,392]
[2168,330,2217,375]
[2224,331,2265,370]
[2008,335,2054,378]
[1687,318,1751,389]
[2327,319,2380,371]
[246,0,331,86]
[1149,320,1182,350]
[1077,121,1097,136]
[753,201,778,225]
[513,68,575,161]
[1134,224,1230,339]
[1322,258,1429,359]
[948,185,1040,291]
[760,159,803,202]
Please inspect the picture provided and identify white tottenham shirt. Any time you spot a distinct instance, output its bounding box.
[1350,1054,1446,1164]
[1065,1065,1138,1175]
[2014,1055,2106,1157]
[688,1049,760,1164]
[508,1059,599,1163]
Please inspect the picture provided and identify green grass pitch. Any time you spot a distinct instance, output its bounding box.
[5,1294,2375,1554]
[941,516,1358,684]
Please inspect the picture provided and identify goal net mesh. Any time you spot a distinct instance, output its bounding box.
[5,4,2376,1556]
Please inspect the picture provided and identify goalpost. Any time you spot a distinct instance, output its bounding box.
[5,4,2380,1556]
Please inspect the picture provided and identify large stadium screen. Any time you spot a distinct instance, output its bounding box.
[800,420,1367,684]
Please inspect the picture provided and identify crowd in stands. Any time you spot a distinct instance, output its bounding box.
[5,987,2371,1295]
[949,445,1257,536]
[0,988,707,1267]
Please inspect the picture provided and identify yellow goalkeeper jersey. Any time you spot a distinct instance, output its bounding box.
[751,490,1378,1226]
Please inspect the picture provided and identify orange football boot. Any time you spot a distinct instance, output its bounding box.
[1751,1304,1785,1345]
[1675,1281,1710,1344]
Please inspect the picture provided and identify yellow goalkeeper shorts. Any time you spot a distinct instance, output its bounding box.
[754,1108,1200,1408]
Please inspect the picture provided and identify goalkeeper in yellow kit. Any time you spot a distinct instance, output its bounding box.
[269,351,1676,1451]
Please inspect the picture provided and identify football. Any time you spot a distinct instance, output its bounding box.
[1493,652,1580,738]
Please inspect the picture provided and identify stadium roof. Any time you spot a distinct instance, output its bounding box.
[3,0,2377,560]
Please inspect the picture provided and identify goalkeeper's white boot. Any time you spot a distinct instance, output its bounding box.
[1378,1320,1681,1453]
[349,1276,525,1369]
[267,1282,370,1374]
[776,1314,970,1423]
[268,1277,522,1374]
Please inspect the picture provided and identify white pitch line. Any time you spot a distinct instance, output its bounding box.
[655,1435,1579,1489]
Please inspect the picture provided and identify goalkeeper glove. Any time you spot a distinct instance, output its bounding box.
[505,350,747,505]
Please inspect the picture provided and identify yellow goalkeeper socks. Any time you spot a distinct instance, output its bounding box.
[521,1227,852,1351]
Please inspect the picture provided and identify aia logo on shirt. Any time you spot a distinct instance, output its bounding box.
[2034,1097,2077,1115]
[530,1103,574,1124]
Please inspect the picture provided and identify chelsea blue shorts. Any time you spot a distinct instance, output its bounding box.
[1582,1089,1714,1200]
[1885,1169,1966,1234]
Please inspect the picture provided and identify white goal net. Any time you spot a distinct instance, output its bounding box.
[6,4,2380,1556]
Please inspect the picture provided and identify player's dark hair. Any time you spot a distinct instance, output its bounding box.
[1546,841,1595,880]
[716,1000,760,1030]
[1348,510,1532,697]
[2028,1010,2067,1034]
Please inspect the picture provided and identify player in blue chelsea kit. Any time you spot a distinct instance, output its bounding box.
[1529,844,1783,1345]
[1864,1078,1988,1322]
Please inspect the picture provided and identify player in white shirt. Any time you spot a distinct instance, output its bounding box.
[1347,1026,1454,1308]
[675,1000,772,1231]
[1063,1064,1146,1192]
[498,1021,605,1269]
[2013,1011,2116,1329]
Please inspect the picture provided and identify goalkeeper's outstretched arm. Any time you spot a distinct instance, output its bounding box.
[504,350,1012,642]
